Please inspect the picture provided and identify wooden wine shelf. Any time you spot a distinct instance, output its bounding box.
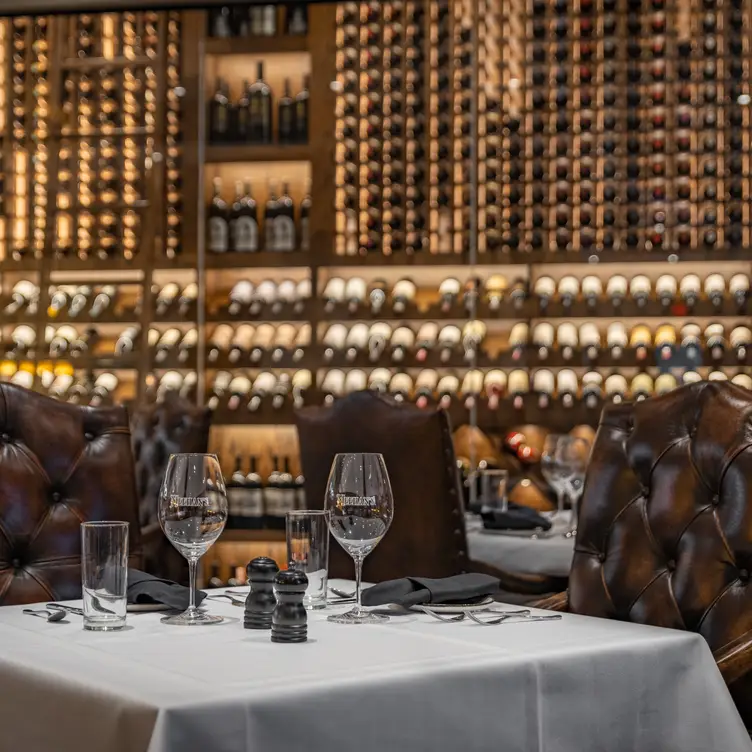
[205,251,311,269]
[206,303,313,323]
[205,144,311,164]
[204,36,309,56]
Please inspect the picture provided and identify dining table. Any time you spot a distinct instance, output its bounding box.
[0,579,749,752]
[465,514,575,578]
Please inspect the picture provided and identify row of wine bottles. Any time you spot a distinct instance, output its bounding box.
[203,367,752,413]
[225,455,305,529]
[208,178,310,253]
[209,4,308,39]
[209,69,309,145]
[0,364,119,406]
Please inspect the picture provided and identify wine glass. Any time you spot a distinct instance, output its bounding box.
[540,434,574,519]
[158,453,228,626]
[559,438,591,538]
[325,453,394,624]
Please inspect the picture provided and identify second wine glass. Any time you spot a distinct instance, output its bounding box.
[325,453,394,624]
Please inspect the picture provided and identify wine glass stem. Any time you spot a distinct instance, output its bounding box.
[354,555,364,614]
[187,558,198,613]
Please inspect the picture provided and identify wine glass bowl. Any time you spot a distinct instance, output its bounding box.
[159,453,228,626]
[325,453,394,624]
[540,434,574,518]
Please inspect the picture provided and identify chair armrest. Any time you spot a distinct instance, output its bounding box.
[467,558,568,596]
[714,631,752,686]
[533,591,569,611]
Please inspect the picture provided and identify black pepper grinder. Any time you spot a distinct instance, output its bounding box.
[271,569,308,643]
[244,557,279,630]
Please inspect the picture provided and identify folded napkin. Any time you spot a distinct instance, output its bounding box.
[127,569,207,610]
[480,503,552,532]
[360,573,500,608]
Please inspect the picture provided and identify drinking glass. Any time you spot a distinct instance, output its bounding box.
[325,453,394,624]
[477,469,509,512]
[81,521,128,631]
[287,510,330,610]
[159,453,228,626]
[560,438,591,538]
[540,434,574,517]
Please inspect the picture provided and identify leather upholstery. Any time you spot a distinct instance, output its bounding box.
[131,394,212,584]
[565,381,752,724]
[0,383,141,605]
[296,391,563,597]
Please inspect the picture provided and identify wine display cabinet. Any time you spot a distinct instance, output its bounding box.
[0,1,749,527]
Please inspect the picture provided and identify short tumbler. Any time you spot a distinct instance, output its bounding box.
[81,521,129,631]
[286,510,329,610]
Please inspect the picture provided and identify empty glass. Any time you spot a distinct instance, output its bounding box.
[287,510,330,610]
[477,469,509,512]
[325,453,394,624]
[541,434,574,517]
[560,438,591,538]
[159,453,228,626]
[81,521,129,631]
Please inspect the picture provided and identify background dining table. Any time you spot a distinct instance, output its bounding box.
[465,514,575,578]
[0,580,748,752]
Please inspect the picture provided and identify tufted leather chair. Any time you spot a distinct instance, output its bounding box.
[0,384,141,606]
[131,394,212,584]
[296,390,562,596]
[537,381,752,726]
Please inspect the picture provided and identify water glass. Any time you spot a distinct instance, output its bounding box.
[81,521,129,631]
[477,469,509,512]
[286,510,330,610]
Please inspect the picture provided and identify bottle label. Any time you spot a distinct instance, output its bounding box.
[300,216,310,251]
[280,107,293,138]
[232,216,258,252]
[265,488,280,516]
[208,216,228,252]
[274,215,296,251]
[241,488,264,518]
[279,489,297,514]
[265,217,275,251]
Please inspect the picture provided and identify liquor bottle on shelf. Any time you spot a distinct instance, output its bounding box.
[292,369,312,408]
[485,276,507,311]
[508,322,529,361]
[278,79,295,145]
[322,276,345,312]
[391,373,415,403]
[345,277,366,313]
[368,322,392,362]
[582,275,603,308]
[155,282,180,315]
[271,324,297,362]
[532,323,554,360]
[178,284,198,317]
[656,274,677,307]
[251,280,277,315]
[89,373,119,407]
[439,277,461,312]
[90,286,117,317]
[321,369,345,405]
[294,76,310,144]
[606,275,628,307]
[209,6,232,38]
[229,180,259,252]
[49,325,77,357]
[368,279,388,314]
[680,274,701,308]
[208,178,230,253]
[462,321,486,362]
[341,323,366,361]
[630,276,652,308]
[630,325,652,361]
[437,374,460,409]
[558,276,579,308]
[508,369,530,410]
[415,369,439,409]
[5,280,38,315]
[207,371,232,410]
[509,278,528,310]
[533,276,556,308]
[680,324,702,362]
[606,322,628,360]
[249,63,273,145]
[208,324,234,362]
[47,288,69,319]
[605,373,628,404]
[390,326,415,363]
[70,327,98,357]
[581,371,603,409]
[733,373,752,390]
[655,324,677,361]
[579,323,601,361]
[461,371,483,410]
[227,324,254,363]
[115,325,140,356]
[271,373,290,408]
[483,370,507,410]
[556,369,578,408]
[235,81,251,142]
[631,373,655,402]
[730,326,751,361]
[286,4,308,35]
[250,324,276,363]
[703,274,726,309]
[392,278,416,313]
[299,183,311,251]
[323,323,348,361]
[533,369,555,408]
[228,280,254,315]
[154,328,183,363]
[730,274,749,310]
[209,78,231,143]
[437,324,461,363]
[705,323,727,361]
[226,456,247,526]
[414,322,438,362]
[226,375,252,410]
[344,369,367,394]
[554,323,576,361]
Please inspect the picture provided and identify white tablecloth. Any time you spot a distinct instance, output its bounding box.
[466,517,575,578]
[0,582,748,752]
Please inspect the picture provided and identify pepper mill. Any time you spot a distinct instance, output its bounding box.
[244,557,279,630]
[271,569,308,643]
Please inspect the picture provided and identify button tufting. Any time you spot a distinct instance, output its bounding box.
[667,559,676,571]
[1,433,9,443]
[712,494,720,506]
[598,552,606,563]
[641,485,650,497]
[740,569,750,582]
[51,492,62,503]
[11,558,20,568]
[84,432,95,441]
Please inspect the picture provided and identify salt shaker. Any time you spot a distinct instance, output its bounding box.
[244,557,279,630]
[271,569,308,643]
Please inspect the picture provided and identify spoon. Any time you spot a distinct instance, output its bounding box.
[46,603,84,616]
[23,608,66,623]
[330,587,356,599]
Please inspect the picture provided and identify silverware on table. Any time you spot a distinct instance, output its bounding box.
[420,607,559,625]
[23,608,66,623]
[466,612,562,626]
[46,603,84,616]
[330,587,356,599]
[206,594,245,607]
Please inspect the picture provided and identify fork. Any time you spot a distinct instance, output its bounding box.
[206,594,245,607]
[466,612,562,626]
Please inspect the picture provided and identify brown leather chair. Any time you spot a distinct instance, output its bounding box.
[537,381,752,726]
[131,393,212,584]
[0,383,141,606]
[296,390,561,596]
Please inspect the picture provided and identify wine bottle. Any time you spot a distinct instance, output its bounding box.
[414,369,438,408]
[390,326,415,362]
[230,179,259,252]
[345,277,366,313]
[88,373,118,407]
[579,323,601,361]
[207,324,234,362]
[207,371,232,409]
[249,62,272,145]
[392,278,417,313]
[264,457,283,530]
[251,280,277,316]
[250,324,276,363]
[367,322,392,362]
[226,323,254,363]
[532,323,554,360]
[177,283,198,317]
[235,80,251,142]
[485,275,507,311]
[368,368,391,394]
[705,323,727,361]
[272,182,296,252]
[390,372,414,403]
[605,373,628,404]
[534,276,556,308]
[439,277,461,312]
[680,274,701,307]
[368,279,388,314]
[533,369,555,408]
[343,369,367,394]
[437,324,461,363]
[631,373,654,402]
[606,322,628,359]
[656,274,677,307]
[278,78,295,145]
[300,182,311,251]
[680,324,702,362]
[704,274,726,309]
[732,373,752,390]
[729,273,749,309]
[630,275,652,307]
[154,328,182,363]
[292,369,312,408]
[70,327,98,357]
[581,275,603,307]
[437,374,460,409]
[209,6,232,38]
[557,369,578,408]
[209,78,231,143]
[654,324,677,361]
[730,326,751,361]
[606,275,628,307]
[115,325,140,356]
[208,177,230,253]
[323,323,347,361]
[286,4,308,35]
[47,288,69,319]
[321,369,345,405]
[155,282,180,316]
[582,371,603,409]
[558,275,580,307]
[508,369,530,410]
[5,281,38,316]
[226,455,246,526]
[228,280,254,315]
[630,324,652,361]
[484,370,507,410]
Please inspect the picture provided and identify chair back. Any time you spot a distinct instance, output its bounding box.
[0,384,141,605]
[571,380,752,654]
[296,391,466,581]
[131,394,212,582]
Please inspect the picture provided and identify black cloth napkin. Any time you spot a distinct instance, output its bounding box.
[360,573,500,608]
[480,503,552,532]
[127,569,206,610]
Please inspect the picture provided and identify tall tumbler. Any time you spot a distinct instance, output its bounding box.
[286,510,329,610]
[81,521,129,631]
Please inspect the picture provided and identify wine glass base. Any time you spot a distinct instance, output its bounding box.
[327,609,389,625]
[160,611,225,626]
